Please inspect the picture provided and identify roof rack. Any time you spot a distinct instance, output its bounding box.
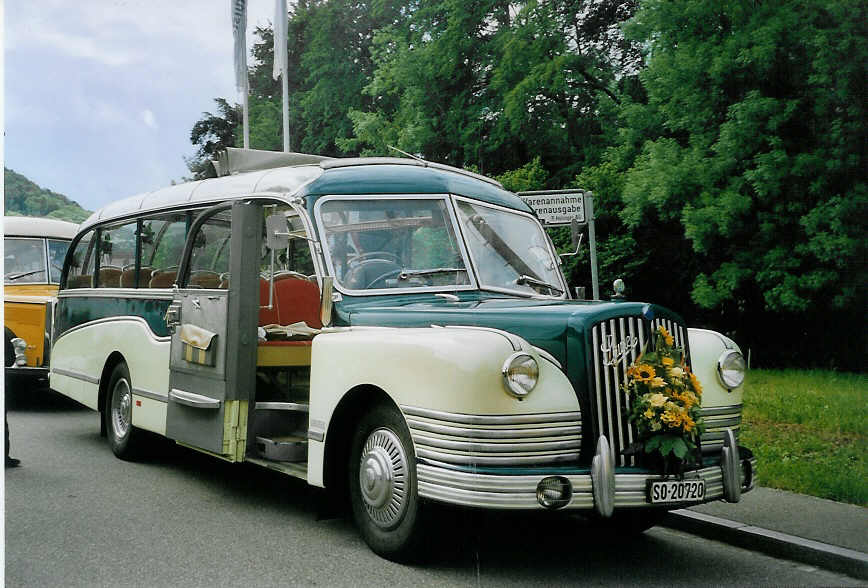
[212,148,503,189]
[212,147,333,177]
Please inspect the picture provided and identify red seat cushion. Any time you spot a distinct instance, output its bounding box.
[258,277,322,328]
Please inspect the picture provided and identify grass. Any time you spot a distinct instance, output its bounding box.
[739,369,867,506]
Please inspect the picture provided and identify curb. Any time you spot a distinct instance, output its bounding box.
[662,510,868,580]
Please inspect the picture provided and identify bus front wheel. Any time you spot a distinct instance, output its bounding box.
[349,404,424,562]
[104,362,143,460]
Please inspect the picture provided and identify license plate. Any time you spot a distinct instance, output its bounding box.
[647,479,706,504]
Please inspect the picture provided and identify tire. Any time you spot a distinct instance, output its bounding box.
[104,362,143,460]
[349,403,424,562]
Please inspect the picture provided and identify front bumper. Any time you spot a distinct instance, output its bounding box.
[417,435,756,511]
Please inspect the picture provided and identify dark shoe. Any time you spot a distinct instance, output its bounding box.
[5,457,21,468]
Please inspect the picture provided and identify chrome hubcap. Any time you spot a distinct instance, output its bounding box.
[111,377,132,439]
[359,428,408,529]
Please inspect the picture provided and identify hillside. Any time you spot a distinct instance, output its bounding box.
[4,168,91,223]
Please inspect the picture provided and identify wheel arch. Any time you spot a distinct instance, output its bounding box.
[322,383,405,496]
[98,351,127,418]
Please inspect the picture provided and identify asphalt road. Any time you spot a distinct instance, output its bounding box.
[4,393,861,587]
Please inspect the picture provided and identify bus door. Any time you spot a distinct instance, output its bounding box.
[165,201,261,460]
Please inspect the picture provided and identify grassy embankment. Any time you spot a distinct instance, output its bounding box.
[739,369,867,506]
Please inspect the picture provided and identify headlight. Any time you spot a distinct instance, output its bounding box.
[717,349,746,389]
[501,352,539,398]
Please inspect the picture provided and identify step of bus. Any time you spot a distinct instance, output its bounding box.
[255,434,308,462]
[254,401,309,412]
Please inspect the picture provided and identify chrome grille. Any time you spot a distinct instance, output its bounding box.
[589,316,688,467]
[401,406,582,467]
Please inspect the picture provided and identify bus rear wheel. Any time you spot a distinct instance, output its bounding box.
[349,404,424,562]
[104,362,143,460]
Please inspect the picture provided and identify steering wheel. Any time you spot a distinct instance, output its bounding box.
[366,268,403,289]
[348,251,400,266]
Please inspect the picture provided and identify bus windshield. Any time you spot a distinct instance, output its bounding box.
[319,198,470,291]
[4,238,47,283]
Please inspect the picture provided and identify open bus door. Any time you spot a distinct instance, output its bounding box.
[164,201,260,460]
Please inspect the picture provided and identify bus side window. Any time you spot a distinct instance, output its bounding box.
[64,230,96,289]
[96,222,137,288]
[140,213,187,288]
[185,210,231,289]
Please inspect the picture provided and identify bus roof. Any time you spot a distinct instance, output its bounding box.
[79,156,532,232]
[3,216,79,239]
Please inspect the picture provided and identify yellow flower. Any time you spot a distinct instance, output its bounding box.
[683,414,695,432]
[633,364,656,382]
[658,325,674,346]
[661,357,675,367]
[649,393,667,407]
[689,371,703,395]
[661,410,682,427]
[651,376,667,388]
[643,408,655,419]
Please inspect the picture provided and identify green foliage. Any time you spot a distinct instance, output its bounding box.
[4,168,91,222]
[740,370,867,505]
[185,0,865,369]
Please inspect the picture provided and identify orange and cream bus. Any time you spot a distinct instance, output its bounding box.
[4,216,78,389]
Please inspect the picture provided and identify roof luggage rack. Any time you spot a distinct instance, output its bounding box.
[212,148,503,189]
[212,147,333,177]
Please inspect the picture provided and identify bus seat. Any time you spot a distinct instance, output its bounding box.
[189,270,221,289]
[120,266,152,288]
[67,274,93,289]
[149,268,177,288]
[259,277,322,328]
[97,266,123,287]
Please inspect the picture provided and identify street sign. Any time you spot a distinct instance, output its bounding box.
[518,190,586,226]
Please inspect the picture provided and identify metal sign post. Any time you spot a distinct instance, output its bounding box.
[518,189,600,300]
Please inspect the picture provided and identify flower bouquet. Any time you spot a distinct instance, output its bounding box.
[623,325,704,475]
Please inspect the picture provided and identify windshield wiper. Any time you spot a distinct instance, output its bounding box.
[5,269,46,281]
[515,274,564,295]
[398,268,467,280]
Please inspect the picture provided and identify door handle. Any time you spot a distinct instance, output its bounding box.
[165,302,182,331]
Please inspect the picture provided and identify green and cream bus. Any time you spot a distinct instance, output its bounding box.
[51,149,754,561]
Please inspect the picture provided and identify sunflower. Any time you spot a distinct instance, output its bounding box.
[633,364,656,382]
[689,371,703,395]
[658,326,674,346]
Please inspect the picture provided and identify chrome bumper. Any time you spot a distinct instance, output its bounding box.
[417,437,756,511]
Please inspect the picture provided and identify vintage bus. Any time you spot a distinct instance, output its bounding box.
[51,149,754,560]
[4,216,78,389]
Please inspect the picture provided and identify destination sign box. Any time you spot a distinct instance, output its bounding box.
[518,191,587,226]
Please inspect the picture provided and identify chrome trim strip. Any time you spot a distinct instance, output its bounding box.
[416,448,580,466]
[416,458,755,510]
[401,406,581,426]
[406,418,581,439]
[51,367,99,385]
[58,288,175,300]
[703,417,742,429]
[700,404,744,417]
[131,387,167,402]
[307,430,325,442]
[413,434,581,454]
[169,389,221,409]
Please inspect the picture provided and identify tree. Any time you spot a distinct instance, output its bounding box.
[583,0,867,367]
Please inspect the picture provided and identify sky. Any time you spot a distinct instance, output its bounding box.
[4,0,278,213]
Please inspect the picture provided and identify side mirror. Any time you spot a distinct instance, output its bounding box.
[320,276,334,327]
[265,214,290,250]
